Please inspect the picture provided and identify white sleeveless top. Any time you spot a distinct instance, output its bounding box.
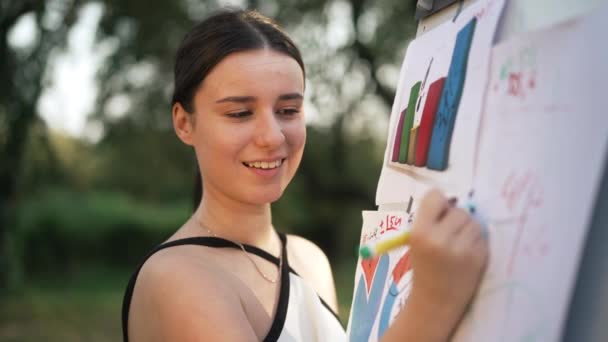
[277,272,347,341]
[122,234,347,342]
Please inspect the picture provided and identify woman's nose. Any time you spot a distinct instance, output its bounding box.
[254,111,286,148]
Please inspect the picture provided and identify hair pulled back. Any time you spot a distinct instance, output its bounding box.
[172,9,305,113]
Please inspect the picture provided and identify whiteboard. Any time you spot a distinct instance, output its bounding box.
[412,2,608,340]
[363,1,608,341]
[454,9,608,340]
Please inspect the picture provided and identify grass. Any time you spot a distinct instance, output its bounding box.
[0,262,357,341]
[0,267,128,342]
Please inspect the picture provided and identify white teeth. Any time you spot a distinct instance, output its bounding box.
[245,159,283,169]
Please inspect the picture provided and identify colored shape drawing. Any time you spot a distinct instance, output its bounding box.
[398,82,422,163]
[361,257,380,295]
[427,18,477,170]
[407,125,419,165]
[377,282,399,339]
[392,251,412,283]
[391,108,407,162]
[378,252,412,339]
[349,254,390,342]
[415,77,446,166]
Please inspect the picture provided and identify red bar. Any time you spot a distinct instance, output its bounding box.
[415,77,446,167]
[391,108,407,162]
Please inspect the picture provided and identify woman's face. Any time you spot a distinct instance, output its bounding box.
[181,49,306,206]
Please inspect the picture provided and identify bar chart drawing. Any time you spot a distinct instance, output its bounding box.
[389,18,477,172]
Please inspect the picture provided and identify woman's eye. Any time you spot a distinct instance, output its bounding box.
[276,108,300,116]
[226,111,252,118]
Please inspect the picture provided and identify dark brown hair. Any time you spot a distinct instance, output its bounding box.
[172,9,305,113]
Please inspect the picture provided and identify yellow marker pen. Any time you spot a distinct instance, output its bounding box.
[359,230,411,259]
[359,199,486,259]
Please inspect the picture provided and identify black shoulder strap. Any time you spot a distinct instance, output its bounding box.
[121,233,288,342]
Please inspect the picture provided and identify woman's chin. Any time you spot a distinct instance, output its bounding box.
[247,188,285,205]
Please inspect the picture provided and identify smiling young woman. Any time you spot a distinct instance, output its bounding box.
[121,9,488,342]
[178,49,306,207]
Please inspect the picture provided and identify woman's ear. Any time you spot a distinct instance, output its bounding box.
[173,102,195,146]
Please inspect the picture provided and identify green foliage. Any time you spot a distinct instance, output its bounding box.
[0,267,127,341]
[3,2,421,336]
[15,188,190,274]
[94,124,196,201]
[1,0,86,290]
[0,263,357,340]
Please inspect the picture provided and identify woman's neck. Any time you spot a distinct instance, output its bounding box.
[194,191,277,251]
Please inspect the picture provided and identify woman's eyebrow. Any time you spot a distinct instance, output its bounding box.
[277,93,303,101]
[215,96,256,104]
[215,93,303,104]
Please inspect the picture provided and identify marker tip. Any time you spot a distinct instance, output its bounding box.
[359,246,373,259]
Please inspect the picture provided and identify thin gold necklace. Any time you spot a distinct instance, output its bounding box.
[194,216,282,284]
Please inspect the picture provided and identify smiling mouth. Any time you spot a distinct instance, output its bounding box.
[243,158,285,170]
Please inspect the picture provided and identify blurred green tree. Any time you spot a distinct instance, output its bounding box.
[2,0,418,289]
[0,0,86,290]
[90,0,417,259]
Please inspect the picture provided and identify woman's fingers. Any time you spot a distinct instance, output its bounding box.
[438,207,471,239]
[412,194,472,252]
[415,189,450,227]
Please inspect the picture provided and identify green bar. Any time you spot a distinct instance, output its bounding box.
[398,82,422,163]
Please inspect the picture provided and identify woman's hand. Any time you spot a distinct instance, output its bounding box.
[381,189,489,342]
[409,189,489,323]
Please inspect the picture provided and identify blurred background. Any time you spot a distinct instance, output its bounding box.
[0,0,418,340]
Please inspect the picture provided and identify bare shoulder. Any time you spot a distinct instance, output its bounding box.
[128,246,257,342]
[286,234,339,313]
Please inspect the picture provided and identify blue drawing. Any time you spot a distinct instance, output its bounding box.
[377,282,399,339]
[427,18,477,170]
[348,254,390,342]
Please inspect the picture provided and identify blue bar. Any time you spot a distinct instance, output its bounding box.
[427,18,477,170]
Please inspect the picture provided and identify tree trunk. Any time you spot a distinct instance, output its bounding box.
[0,0,80,291]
